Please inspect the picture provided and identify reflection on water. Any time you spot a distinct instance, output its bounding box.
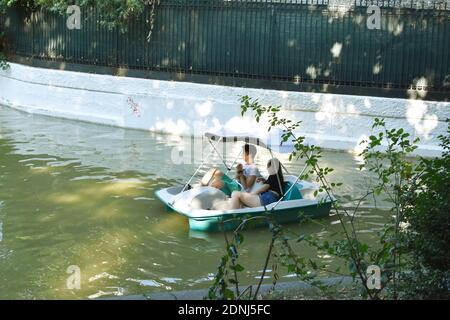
[0,106,390,299]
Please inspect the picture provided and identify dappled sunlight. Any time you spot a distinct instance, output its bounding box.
[223,115,266,134]
[147,214,188,234]
[373,63,383,75]
[406,100,439,141]
[314,96,336,122]
[45,35,66,59]
[209,117,222,133]
[30,166,53,174]
[327,0,354,17]
[151,118,190,135]
[311,93,321,104]
[444,75,450,89]
[176,72,186,81]
[94,203,127,219]
[313,94,361,124]
[152,130,189,147]
[152,80,160,89]
[116,68,129,77]
[48,178,147,206]
[194,100,213,117]
[330,42,343,58]
[58,62,67,70]
[161,58,170,67]
[279,91,289,100]
[387,16,404,36]
[287,39,297,48]
[50,193,82,205]
[407,77,429,99]
[100,179,146,194]
[352,13,365,26]
[346,103,357,114]
[88,272,119,282]
[306,65,319,80]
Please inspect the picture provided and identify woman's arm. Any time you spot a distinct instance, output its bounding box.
[251,184,270,195]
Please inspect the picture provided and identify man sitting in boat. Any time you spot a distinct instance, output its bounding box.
[200,168,240,197]
[200,144,260,196]
[229,158,284,209]
[235,144,260,192]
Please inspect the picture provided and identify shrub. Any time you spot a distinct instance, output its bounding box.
[400,120,450,299]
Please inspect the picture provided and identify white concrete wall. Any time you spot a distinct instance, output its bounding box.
[0,62,448,157]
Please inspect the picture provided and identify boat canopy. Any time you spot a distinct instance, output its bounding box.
[205,127,296,154]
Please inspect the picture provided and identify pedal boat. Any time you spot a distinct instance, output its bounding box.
[155,130,334,232]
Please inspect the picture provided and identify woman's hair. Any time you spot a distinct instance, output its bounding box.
[244,144,257,158]
[267,158,284,190]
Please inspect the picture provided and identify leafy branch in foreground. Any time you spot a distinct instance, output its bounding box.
[0,31,8,70]
[207,216,333,300]
[0,52,7,70]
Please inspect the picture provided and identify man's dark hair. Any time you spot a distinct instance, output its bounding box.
[244,144,257,157]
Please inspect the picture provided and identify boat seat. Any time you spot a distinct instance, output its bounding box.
[282,181,303,201]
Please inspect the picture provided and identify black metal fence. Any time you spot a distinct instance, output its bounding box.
[1,0,449,93]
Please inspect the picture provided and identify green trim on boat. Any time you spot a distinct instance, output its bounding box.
[188,202,332,232]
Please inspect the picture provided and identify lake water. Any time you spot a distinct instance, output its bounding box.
[0,105,390,299]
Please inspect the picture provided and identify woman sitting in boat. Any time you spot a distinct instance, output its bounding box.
[200,143,260,196]
[229,158,284,209]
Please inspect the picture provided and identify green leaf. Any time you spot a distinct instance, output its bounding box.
[233,264,245,272]
[224,289,235,300]
[234,233,244,245]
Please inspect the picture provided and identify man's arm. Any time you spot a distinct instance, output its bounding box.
[239,175,257,190]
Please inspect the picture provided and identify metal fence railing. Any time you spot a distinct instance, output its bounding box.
[1,0,449,93]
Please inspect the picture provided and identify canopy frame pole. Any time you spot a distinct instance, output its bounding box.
[171,137,223,205]
[214,142,244,190]
[225,148,243,176]
[270,149,312,211]
[208,140,245,190]
[208,139,230,171]
[280,162,291,175]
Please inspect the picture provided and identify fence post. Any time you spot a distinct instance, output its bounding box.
[116,24,119,67]
[187,4,195,73]
[31,11,34,57]
[270,3,277,80]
